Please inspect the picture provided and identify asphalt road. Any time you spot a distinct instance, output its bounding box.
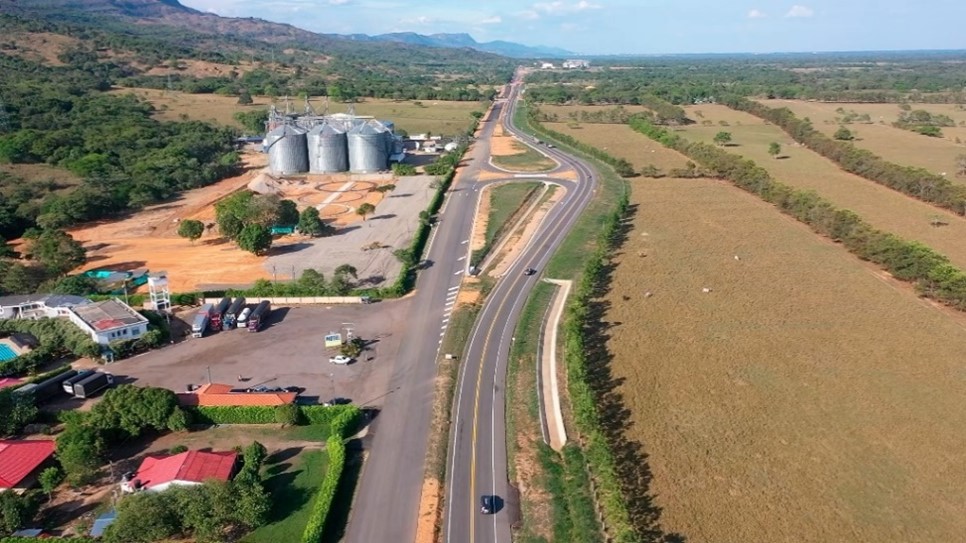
[344,86,509,543]
[443,76,599,542]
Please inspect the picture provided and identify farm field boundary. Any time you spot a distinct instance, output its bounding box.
[722,96,966,215]
[628,115,966,311]
[515,100,672,542]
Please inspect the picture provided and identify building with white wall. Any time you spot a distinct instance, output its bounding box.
[68,299,149,345]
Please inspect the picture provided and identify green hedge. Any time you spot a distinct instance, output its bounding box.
[1,539,96,543]
[300,408,360,543]
[185,405,359,426]
[627,114,966,311]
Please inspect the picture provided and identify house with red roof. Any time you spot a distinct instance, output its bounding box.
[121,450,238,493]
[0,439,56,493]
[176,383,297,407]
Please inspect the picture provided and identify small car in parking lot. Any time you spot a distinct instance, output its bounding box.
[329,355,353,365]
[323,397,352,407]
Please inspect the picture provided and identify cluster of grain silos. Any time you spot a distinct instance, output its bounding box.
[265,113,396,175]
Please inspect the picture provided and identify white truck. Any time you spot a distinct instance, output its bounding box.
[191,303,215,338]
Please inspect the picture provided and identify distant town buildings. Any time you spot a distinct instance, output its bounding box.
[540,62,556,69]
[562,59,590,69]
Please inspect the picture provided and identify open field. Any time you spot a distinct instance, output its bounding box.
[490,141,557,171]
[758,99,966,177]
[546,122,690,171]
[604,176,966,543]
[671,104,966,270]
[107,87,485,135]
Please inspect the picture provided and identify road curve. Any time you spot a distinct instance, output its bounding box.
[443,73,599,542]
[345,89,510,542]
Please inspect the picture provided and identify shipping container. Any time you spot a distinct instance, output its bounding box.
[62,370,96,394]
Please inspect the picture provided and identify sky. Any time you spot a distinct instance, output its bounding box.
[178,0,966,55]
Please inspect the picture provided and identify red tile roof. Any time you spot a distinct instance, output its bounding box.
[176,383,297,407]
[133,450,237,489]
[0,439,55,489]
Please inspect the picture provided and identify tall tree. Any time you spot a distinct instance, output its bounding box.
[0,387,38,436]
[768,142,781,158]
[237,90,253,105]
[356,203,376,221]
[833,126,854,141]
[177,219,205,244]
[27,229,86,275]
[237,224,272,255]
[713,131,732,146]
[297,207,328,237]
[276,199,299,226]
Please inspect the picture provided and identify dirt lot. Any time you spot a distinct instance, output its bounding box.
[602,175,966,543]
[672,104,966,270]
[106,88,485,135]
[64,149,430,292]
[759,99,966,177]
[112,300,410,407]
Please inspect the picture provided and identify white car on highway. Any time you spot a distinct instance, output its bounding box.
[329,355,353,365]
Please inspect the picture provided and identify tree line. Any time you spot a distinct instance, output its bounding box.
[628,114,966,311]
[719,95,966,216]
[525,104,635,177]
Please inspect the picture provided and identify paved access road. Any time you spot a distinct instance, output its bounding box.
[443,75,599,542]
[345,82,514,543]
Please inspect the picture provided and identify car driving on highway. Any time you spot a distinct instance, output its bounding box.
[480,495,494,514]
[523,267,537,276]
[329,355,353,365]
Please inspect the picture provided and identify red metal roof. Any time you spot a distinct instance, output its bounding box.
[0,439,55,488]
[176,383,297,407]
[0,378,24,389]
[133,450,237,489]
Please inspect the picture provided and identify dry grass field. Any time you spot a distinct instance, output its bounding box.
[604,176,966,543]
[107,87,485,136]
[759,99,966,176]
[546,122,690,171]
[539,104,651,118]
[672,104,966,269]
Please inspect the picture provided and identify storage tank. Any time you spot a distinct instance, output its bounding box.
[265,124,309,175]
[308,122,349,173]
[348,120,391,173]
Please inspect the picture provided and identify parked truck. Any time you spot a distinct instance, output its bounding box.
[248,301,272,332]
[62,370,96,394]
[236,307,252,329]
[72,371,115,399]
[209,297,231,330]
[223,297,246,330]
[191,303,215,338]
[17,369,78,405]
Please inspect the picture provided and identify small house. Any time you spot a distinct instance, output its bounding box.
[121,450,238,493]
[176,383,297,407]
[0,439,56,493]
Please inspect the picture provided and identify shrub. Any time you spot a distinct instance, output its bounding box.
[275,403,299,426]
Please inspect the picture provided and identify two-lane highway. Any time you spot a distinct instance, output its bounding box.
[346,94,510,543]
[444,76,600,542]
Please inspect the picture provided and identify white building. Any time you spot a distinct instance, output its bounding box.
[563,59,590,69]
[540,62,556,69]
[68,299,149,345]
[0,294,91,321]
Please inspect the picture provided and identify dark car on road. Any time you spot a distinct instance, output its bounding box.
[480,495,494,514]
[523,267,536,276]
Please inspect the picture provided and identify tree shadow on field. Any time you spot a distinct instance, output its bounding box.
[581,202,687,543]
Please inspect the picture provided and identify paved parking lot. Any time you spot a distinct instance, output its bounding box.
[110,300,411,406]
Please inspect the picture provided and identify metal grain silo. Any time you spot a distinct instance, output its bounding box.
[348,120,390,173]
[266,125,309,175]
[308,122,349,173]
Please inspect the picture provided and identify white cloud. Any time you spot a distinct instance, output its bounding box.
[519,9,540,20]
[532,1,601,15]
[785,4,814,18]
[328,0,349,5]
[480,15,502,24]
[401,15,434,25]
[747,8,766,18]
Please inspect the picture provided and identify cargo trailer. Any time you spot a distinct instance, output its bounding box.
[223,297,246,330]
[248,301,272,332]
[62,370,96,394]
[32,369,78,404]
[72,371,115,399]
[191,303,215,338]
[236,307,252,328]
[209,297,231,330]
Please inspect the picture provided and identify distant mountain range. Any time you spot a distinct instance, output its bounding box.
[1,0,573,59]
[345,32,573,59]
